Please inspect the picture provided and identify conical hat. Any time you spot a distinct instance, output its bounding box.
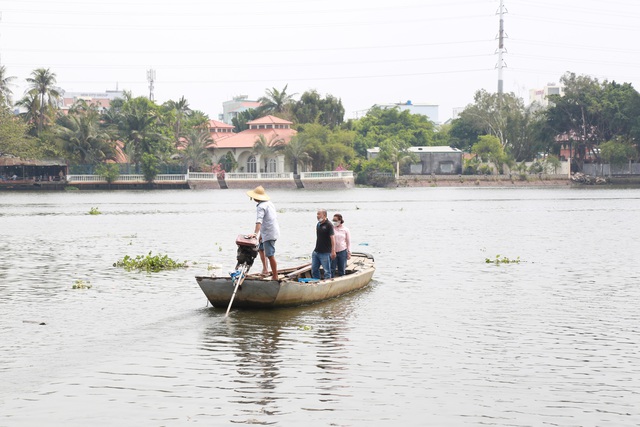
[246,185,270,201]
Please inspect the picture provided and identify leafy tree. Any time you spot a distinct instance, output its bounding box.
[0,66,16,108]
[141,152,160,184]
[22,68,61,135]
[471,134,509,174]
[297,123,355,171]
[0,108,37,157]
[292,90,345,128]
[456,90,550,162]
[95,163,120,184]
[600,138,638,175]
[449,115,482,151]
[353,157,395,186]
[351,106,436,148]
[545,73,640,170]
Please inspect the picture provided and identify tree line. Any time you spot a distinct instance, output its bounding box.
[2,67,640,184]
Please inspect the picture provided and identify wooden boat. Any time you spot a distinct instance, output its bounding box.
[196,252,375,309]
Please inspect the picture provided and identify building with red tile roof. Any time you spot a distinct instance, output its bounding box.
[208,115,297,173]
[207,119,235,144]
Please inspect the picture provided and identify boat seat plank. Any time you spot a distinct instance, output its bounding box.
[286,263,312,278]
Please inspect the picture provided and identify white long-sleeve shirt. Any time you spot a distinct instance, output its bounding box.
[255,200,280,241]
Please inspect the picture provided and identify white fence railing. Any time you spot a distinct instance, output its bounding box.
[225,172,294,180]
[67,174,187,183]
[188,172,219,180]
[300,171,354,179]
[66,175,107,183]
[67,171,353,184]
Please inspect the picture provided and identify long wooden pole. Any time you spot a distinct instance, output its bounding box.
[225,263,247,317]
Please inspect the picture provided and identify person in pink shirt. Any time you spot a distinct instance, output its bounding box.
[330,213,351,277]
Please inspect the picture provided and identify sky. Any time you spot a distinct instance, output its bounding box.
[1,0,639,123]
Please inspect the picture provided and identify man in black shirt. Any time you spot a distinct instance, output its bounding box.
[312,209,336,280]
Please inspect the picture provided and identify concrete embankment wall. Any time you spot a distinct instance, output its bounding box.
[223,180,299,190]
[397,174,571,187]
[301,178,355,190]
[187,180,221,190]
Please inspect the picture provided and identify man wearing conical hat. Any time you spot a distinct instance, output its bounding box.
[247,185,280,280]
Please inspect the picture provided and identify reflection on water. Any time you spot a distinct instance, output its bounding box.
[1,188,640,426]
[198,298,355,424]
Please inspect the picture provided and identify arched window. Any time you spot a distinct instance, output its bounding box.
[247,155,257,173]
[268,158,277,173]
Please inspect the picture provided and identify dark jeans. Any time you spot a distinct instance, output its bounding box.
[312,251,332,280]
[331,249,348,276]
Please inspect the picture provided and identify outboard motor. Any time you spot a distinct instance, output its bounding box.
[235,234,259,269]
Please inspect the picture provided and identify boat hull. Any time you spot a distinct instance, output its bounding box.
[196,253,375,309]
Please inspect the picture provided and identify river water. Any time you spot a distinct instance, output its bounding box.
[1,187,639,426]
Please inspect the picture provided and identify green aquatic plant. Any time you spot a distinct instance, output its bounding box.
[72,279,92,289]
[64,186,79,191]
[298,325,313,331]
[89,206,101,215]
[485,254,521,265]
[113,252,188,272]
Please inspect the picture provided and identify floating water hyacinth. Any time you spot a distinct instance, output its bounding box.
[485,254,521,265]
[114,252,188,272]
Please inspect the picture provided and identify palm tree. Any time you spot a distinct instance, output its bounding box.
[165,96,191,143]
[182,129,213,171]
[258,84,296,116]
[118,100,161,165]
[56,108,115,164]
[282,135,311,175]
[24,68,61,135]
[252,134,284,172]
[0,66,16,108]
[379,138,417,178]
[15,91,41,134]
[186,110,209,130]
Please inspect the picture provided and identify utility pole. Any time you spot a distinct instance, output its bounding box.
[496,0,507,96]
[146,69,156,102]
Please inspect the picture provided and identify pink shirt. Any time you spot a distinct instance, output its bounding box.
[333,224,351,253]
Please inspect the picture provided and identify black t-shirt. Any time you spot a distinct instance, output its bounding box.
[314,220,334,253]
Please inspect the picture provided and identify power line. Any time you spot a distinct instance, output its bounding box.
[2,53,495,70]
[49,67,495,86]
[0,13,493,31]
[0,39,495,55]
[1,1,484,17]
